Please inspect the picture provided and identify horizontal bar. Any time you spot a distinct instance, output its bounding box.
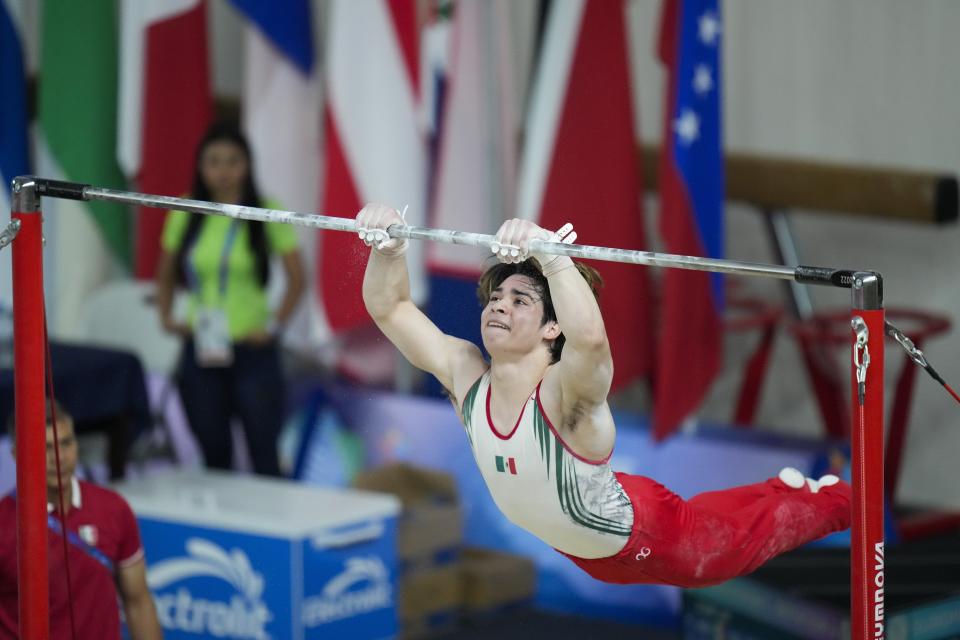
[18,176,869,287]
[83,184,797,281]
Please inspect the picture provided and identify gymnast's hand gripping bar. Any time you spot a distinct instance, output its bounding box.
[21,176,878,293]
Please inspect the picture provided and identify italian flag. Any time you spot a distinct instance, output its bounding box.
[495,456,517,475]
[38,0,130,336]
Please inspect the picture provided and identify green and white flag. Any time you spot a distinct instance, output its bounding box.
[38,0,130,336]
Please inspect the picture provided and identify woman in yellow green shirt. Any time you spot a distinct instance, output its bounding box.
[155,123,305,476]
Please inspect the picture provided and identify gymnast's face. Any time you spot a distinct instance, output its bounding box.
[481,274,560,358]
[199,139,249,204]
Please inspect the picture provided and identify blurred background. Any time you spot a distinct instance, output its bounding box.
[1,0,959,638]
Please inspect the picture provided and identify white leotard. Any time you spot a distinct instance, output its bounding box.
[460,371,633,559]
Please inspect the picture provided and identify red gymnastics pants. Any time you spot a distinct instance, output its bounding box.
[562,472,851,588]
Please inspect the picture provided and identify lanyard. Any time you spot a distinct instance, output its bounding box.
[48,513,115,572]
[185,219,241,299]
[11,490,115,573]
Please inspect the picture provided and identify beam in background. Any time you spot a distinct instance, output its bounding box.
[641,144,958,225]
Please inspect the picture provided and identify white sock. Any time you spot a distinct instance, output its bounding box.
[778,467,806,490]
[815,474,840,492]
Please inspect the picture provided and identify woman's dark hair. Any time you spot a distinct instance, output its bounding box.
[174,122,270,287]
[476,258,603,363]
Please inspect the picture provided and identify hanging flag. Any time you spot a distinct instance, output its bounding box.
[516,0,652,392]
[425,0,518,381]
[38,0,131,336]
[229,0,324,352]
[232,0,319,216]
[426,0,518,269]
[118,0,213,279]
[654,0,724,439]
[0,0,30,304]
[319,0,427,337]
[420,1,452,224]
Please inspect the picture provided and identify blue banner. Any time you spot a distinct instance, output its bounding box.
[0,0,29,194]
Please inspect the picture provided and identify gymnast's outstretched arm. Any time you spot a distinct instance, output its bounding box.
[358,204,485,400]
[492,219,615,457]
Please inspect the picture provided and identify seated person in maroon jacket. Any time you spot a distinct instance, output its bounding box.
[0,400,162,639]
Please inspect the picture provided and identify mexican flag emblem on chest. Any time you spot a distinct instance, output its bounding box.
[495,455,517,475]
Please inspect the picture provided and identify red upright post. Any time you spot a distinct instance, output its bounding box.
[850,273,885,640]
[10,177,48,640]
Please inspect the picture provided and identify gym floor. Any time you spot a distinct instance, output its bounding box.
[435,608,680,639]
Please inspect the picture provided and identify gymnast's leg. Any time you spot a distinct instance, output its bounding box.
[635,474,851,587]
[565,473,850,588]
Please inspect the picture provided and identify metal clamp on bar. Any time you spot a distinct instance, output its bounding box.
[885,321,930,369]
[885,320,960,407]
[795,265,858,288]
[34,178,89,201]
[796,267,885,300]
[0,220,21,251]
[852,316,871,405]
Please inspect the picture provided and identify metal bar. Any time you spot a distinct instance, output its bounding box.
[21,177,870,286]
[82,184,798,279]
[11,177,49,640]
[850,273,885,640]
[763,209,814,319]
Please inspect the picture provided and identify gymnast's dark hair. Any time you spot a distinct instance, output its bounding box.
[174,122,270,287]
[477,258,603,364]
